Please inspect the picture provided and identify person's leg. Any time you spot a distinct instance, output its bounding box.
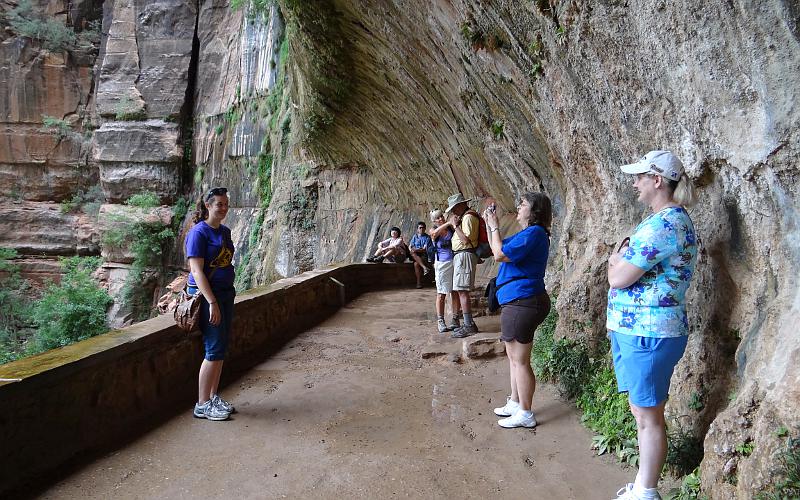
[436,293,445,316]
[506,340,535,411]
[198,359,223,403]
[412,256,422,286]
[210,291,234,398]
[630,401,667,489]
[458,290,471,316]
[460,252,477,326]
[505,344,518,402]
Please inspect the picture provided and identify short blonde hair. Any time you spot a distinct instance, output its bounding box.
[429,209,443,222]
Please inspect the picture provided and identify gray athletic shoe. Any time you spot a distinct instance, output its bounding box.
[451,323,479,338]
[193,400,230,421]
[212,394,235,413]
[437,318,449,333]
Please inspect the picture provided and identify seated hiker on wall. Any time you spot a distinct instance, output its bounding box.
[408,221,433,288]
[367,226,408,263]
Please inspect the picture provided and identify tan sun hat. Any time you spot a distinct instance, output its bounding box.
[445,193,471,213]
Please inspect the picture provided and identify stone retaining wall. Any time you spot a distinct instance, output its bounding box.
[0,263,414,496]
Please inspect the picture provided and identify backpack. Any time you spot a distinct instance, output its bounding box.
[465,210,493,259]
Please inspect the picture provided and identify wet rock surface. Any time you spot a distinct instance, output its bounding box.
[40,289,630,498]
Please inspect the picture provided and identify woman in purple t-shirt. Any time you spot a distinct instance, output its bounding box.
[185,187,236,421]
[429,210,461,333]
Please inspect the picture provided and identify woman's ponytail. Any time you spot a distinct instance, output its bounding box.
[671,173,697,208]
[191,197,209,224]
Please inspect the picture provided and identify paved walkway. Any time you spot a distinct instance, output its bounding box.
[40,288,631,499]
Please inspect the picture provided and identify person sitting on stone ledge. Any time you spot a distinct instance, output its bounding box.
[366,226,408,263]
[408,221,433,288]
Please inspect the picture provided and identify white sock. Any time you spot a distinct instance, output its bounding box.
[518,409,533,418]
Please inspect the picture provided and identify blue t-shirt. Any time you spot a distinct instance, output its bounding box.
[433,226,454,262]
[409,233,434,262]
[185,221,236,289]
[496,225,549,304]
[606,206,697,338]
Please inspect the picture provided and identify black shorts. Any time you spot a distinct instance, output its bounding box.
[500,293,551,344]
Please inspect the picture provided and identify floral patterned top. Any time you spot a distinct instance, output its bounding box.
[606,206,698,338]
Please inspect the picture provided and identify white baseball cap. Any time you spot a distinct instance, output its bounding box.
[620,150,684,181]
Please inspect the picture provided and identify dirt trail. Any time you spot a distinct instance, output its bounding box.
[40,288,631,499]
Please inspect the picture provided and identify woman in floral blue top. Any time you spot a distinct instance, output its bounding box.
[607,151,698,500]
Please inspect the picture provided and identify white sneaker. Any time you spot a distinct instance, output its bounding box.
[493,397,520,417]
[613,484,661,500]
[497,409,537,428]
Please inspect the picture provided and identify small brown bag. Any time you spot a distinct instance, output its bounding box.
[174,289,203,334]
[173,269,218,334]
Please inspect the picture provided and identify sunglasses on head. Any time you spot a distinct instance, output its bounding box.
[205,187,228,200]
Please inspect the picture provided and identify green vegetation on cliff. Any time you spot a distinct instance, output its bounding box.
[4,0,100,53]
[0,253,111,364]
[103,193,188,322]
[278,0,353,142]
[31,257,112,353]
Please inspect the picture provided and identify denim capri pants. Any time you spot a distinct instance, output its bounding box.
[188,286,236,361]
[610,331,688,407]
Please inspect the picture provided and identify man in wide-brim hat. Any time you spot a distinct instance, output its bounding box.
[442,193,480,337]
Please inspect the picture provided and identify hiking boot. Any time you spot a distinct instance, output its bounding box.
[193,400,230,421]
[447,316,460,330]
[493,397,520,417]
[497,409,537,428]
[451,323,479,338]
[212,394,235,414]
[437,318,449,333]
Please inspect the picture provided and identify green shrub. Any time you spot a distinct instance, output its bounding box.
[666,426,705,477]
[491,120,505,140]
[0,249,33,364]
[5,1,100,53]
[59,185,104,215]
[126,191,161,208]
[576,357,639,465]
[115,96,147,121]
[41,115,70,140]
[666,467,707,500]
[29,257,111,353]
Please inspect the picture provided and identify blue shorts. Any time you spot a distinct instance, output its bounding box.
[610,331,688,407]
[188,286,236,361]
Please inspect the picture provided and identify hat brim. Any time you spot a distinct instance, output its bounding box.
[445,199,470,213]
[620,161,651,175]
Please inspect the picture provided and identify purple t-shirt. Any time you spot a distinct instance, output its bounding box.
[433,227,454,262]
[185,221,235,289]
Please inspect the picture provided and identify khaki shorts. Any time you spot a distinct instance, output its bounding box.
[452,251,477,291]
[434,259,454,294]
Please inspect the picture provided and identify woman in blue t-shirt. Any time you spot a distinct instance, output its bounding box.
[607,151,698,500]
[185,187,237,421]
[483,192,552,429]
